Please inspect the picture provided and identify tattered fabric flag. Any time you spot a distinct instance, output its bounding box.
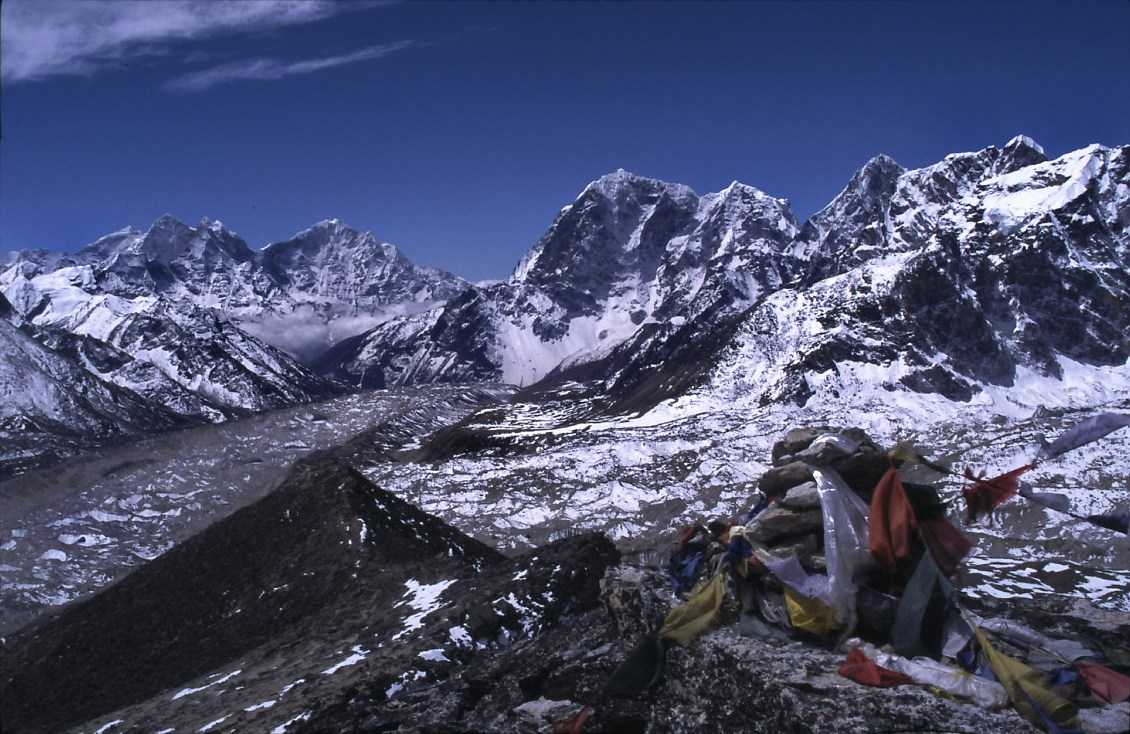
[762,554,828,601]
[918,518,973,577]
[974,628,1079,733]
[1019,688,1084,734]
[1018,484,1073,514]
[891,443,958,486]
[811,466,874,627]
[892,551,952,659]
[838,648,915,688]
[1017,484,1130,534]
[659,572,726,646]
[785,588,842,635]
[962,464,1033,523]
[1085,510,1130,534]
[869,468,918,570]
[552,705,593,734]
[1035,413,1130,464]
[1075,661,1130,704]
[978,617,1097,664]
[1016,481,1129,534]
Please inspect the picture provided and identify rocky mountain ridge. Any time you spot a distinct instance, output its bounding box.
[4,216,468,358]
[319,136,1129,408]
[0,218,468,475]
[4,135,1127,478]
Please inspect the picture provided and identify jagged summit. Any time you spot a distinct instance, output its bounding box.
[281,216,361,240]
[996,133,1049,174]
[709,179,791,213]
[326,170,803,388]
[582,168,698,204]
[1005,133,1046,156]
[838,153,905,200]
[259,219,465,311]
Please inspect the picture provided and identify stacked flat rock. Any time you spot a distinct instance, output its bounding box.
[747,426,887,572]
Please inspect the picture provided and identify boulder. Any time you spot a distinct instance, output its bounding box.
[778,480,820,510]
[834,446,890,497]
[771,427,882,467]
[790,434,860,465]
[764,533,820,559]
[748,505,823,544]
[601,565,669,638]
[770,427,832,465]
[758,461,814,497]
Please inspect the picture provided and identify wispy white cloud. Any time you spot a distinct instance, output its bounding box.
[164,41,415,92]
[0,0,387,82]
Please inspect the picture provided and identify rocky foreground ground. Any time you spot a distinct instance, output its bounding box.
[2,422,1128,734]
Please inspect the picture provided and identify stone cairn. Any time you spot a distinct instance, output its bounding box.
[745,426,891,574]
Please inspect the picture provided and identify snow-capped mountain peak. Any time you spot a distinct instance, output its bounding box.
[318,137,1128,399]
[260,218,465,309]
[135,214,195,262]
[582,167,697,203]
[323,171,805,389]
[0,212,478,471]
[978,142,1110,233]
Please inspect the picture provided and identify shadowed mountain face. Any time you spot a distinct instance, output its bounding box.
[0,454,619,734]
[318,170,800,389]
[700,141,1130,410]
[0,309,197,479]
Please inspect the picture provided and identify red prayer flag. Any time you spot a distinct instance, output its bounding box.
[553,705,593,734]
[1077,661,1130,704]
[838,648,915,688]
[918,518,973,577]
[961,464,1032,523]
[869,468,918,569]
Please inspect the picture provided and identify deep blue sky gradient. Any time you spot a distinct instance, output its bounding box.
[2,1,1129,280]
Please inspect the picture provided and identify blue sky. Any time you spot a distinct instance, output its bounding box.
[2,1,1128,280]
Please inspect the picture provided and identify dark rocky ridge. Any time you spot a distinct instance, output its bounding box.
[298,567,1017,733]
[0,385,514,636]
[0,452,618,733]
[0,317,198,481]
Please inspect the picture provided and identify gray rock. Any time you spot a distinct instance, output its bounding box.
[758,461,814,497]
[764,533,819,559]
[600,565,670,637]
[749,505,823,544]
[770,427,832,465]
[834,446,891,496]
[1078,704,1130,734]
[778,480,820,510]
[792,434,860,465]
[512,697,579,729]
